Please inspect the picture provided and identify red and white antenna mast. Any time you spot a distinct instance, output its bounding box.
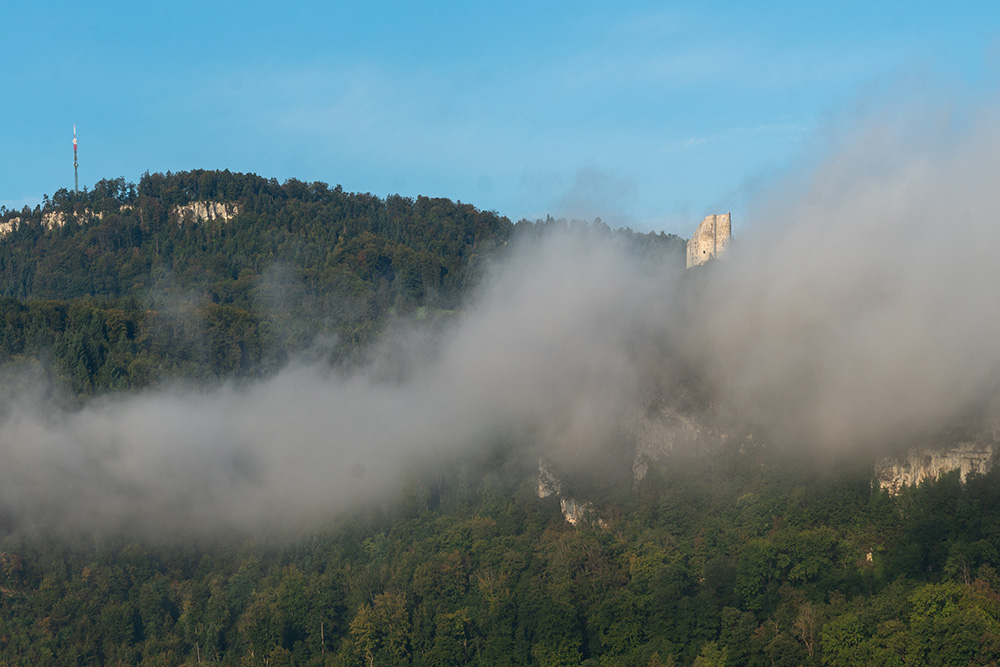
[73,125,79,194]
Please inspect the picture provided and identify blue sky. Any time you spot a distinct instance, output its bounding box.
[3,1,998,235]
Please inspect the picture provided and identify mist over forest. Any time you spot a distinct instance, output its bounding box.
[2,98,1000,665]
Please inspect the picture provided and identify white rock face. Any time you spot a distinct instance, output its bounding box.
[0,217,21,237]
[537,458,601,526]
[875,443,994,495]
[626,406,705,483]
[41,209,103,231]
[559,497,594,526]
[173,201,240,224]
[686,213,731,268]
[41,211,67,230]
[537,459,563,498]
[0,207,114,237]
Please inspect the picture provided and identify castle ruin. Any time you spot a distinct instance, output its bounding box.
[686,213,731,268]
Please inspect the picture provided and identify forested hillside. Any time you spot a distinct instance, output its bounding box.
[0,170,682,395]
[1,439,1000,666]
[1,171,997,667]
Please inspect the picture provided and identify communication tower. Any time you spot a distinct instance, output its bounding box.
[73,125,79,193]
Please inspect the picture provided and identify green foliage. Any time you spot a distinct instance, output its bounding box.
[0,170,682,395]
[0,443,998,665]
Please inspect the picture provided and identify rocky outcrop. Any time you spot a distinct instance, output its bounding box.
[41,211,68,230]
[627,406,706,483]
[559,497,595,526]
[875,443,995,496]
[1,207,113,237]
[41,209,104,231]
[173,201,239,224]
[537,458,562,498]
[0,217,21,237]
[686,213,731,268]
[537,459,601,526]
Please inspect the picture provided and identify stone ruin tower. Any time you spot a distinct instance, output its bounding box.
[686,213,731,268]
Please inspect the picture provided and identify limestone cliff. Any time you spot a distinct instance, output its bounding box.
[686,213,731,268]
[42,211,69,230]
[173,201,240,223]
[559,497,595,526]
[626,406,707,483]
[537,458,562,498]
[0,217,21,237]
[0,200,238,238]
[537,459,601,526]
[876,443,995,496]
[37,209,103,232]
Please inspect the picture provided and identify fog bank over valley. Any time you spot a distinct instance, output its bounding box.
[2,95,999,538]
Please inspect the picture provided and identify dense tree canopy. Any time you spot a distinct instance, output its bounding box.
[0,440,998,665]
[0,170,684,395]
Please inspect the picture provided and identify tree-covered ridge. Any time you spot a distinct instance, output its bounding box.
[0,170,514,306]
[0,170,685,395]
[0,443,998,666]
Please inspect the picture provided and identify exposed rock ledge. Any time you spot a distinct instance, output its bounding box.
[537,459,601,527]
[627,406,706,484]
[0,200,240,238]
[173,201,240,223]
[0,217,21,237]
[875,443,995,496]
